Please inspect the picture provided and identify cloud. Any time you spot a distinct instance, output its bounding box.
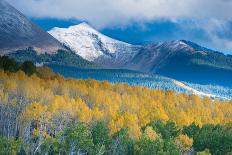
[5,0,232,29]
[165,19,232,53]
[5,0,232,52]
[187,19,232,53]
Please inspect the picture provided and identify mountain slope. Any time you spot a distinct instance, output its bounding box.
[0,0,63,54]
[49,23,141,67]
[49,23,232,87]
[128,40,232,87]
[49,64,232,100]
[155,51,232,87]
[7,48,98,68]
[125,40,199,71]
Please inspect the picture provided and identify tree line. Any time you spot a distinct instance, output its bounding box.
[0,56,36,76]
[1,121,231,154]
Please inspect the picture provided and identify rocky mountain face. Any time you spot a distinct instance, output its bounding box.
[125,40,198,71]
[0,0,63,54]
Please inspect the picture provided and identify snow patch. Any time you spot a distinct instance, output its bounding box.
[173,80,218,98]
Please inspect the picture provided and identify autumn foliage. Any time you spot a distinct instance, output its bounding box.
[0,67,232,154]
[0,70,232,136]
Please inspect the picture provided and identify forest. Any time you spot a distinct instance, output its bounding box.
[0,56,232,155]
[49,64,232,100]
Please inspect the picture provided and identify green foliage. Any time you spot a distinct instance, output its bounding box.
[92,121,111,154]
[163,139,182,155]
[1,121,232,154]
[33,123,95,154]
[57,123,94,154]
[111,128,134,155]
[0,56,37,76]
[196,149,212,155]
[20,61,37,76]
[134,136,163,155]
[8,49,98,68]
[191,51,232,70]
[183,124,232,155]
[0,136,22,155]
[134,135,180,155]
[150,120,180,139]
[0,56,19,72]
[182,123,200,138]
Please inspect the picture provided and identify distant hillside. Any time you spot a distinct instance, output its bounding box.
[0,0,63,54]
[8,49,98,68]
[151,48,232,87]
[49,64,232,100]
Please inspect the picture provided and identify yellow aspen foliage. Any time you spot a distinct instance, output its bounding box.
[48,96,70,114]
[92,107,104,121]
[1,71,232,139]
[15,70,27,80]
[175,134,193,154]
[124,113,141,139]
[128,124,142,140]
[22,102,47,121]
[32,128,40,137]
[0,88,8,103]
[137,107,151,126]
[37,67,59,80]
[74,97,93,123]
[144,126,159,141]
[196,149,212,155]
[3,80,17,93]
[108,115,125,134]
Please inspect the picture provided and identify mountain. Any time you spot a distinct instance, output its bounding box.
[125,40,198,72]
[0,1,97,68]
[127,40,232,87]
[49,23,232,87]
[0,0,63,54]
[49,23,141,68]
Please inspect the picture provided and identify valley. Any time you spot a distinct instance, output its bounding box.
[49,64,232,100]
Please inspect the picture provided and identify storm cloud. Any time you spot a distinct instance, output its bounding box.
[5,0,232,28]
[5,0,232,52]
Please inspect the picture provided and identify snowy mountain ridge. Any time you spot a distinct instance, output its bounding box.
[49,23,204,69]
[49,23,141,67]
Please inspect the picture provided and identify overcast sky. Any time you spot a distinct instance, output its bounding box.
[6,0,232,53]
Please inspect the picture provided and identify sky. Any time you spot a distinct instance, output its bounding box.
[6,0,232,53]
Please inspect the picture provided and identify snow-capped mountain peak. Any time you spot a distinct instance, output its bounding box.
[68,22,129,45]
[76,22,93,29]
[49,23,140,66]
